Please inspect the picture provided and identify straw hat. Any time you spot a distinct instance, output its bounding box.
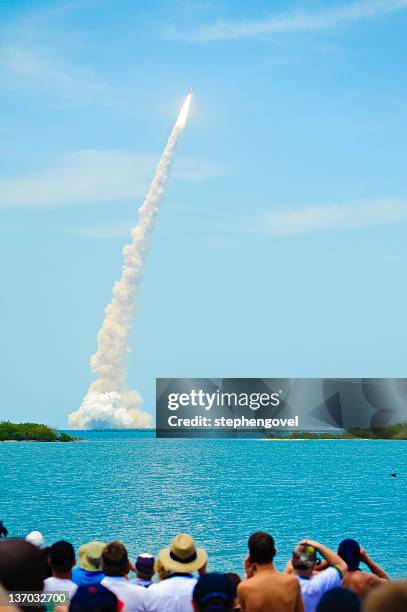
[78,541,106,571]
[157,533,207,574]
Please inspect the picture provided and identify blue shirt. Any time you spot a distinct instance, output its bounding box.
[72,567,105,586]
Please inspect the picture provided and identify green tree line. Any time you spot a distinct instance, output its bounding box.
[0,421,78,442]
[269,422,407,440]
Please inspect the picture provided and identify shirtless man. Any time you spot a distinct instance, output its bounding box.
[238,532,303,612]
[338,539,389,600]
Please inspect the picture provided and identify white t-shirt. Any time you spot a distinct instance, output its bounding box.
[43,576,77,600]
[101,576,146,612]
[297,567,342,612]
[143,575,197,612]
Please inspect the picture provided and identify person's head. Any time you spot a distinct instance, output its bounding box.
[135,553,155,581]
[338,539,361,572]
[247,532,276,566]
[102,542,130,577]
[225,574,241,610]
[317,587,361,612]
[193,573,236,612]
[225,573,241,590]
[69,584,121,612]
[78,542,105,572]
[157,533,208,576]
[365,581,407,612]
[48,541,75,578]
[291,543,317,578]
[0,539,45,610]
[25,531,45,549]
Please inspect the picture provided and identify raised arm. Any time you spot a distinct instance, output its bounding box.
[300,539,348,575]
[360,548,390,580]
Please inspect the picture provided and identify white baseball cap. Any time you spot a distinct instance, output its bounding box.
[26,531,45,548]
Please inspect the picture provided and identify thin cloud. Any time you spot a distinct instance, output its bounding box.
[0,3,115,107]
[0,150,225,210]
[174,0,407,41]
[0,45,114,107]
[259,199,407,236]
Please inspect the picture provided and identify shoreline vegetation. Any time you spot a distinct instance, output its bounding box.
[0,422,79,442]
[266,422,407,440]
[1,421,406,441]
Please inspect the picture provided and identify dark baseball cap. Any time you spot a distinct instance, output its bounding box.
[135,553,154,572]
[49,541,75,567]
[338,539,361,572]
[69,584,121,612]
[193,573,236,612]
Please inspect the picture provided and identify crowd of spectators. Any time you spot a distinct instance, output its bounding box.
[0,530,405,611]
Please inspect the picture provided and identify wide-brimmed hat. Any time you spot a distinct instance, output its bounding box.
[157,533,207,573]
[79,541,106,571]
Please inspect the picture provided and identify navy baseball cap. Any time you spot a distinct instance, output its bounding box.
[69,584,120,612]
[135,553,155,572]
[193,573,236,612]
[338,539,361,572]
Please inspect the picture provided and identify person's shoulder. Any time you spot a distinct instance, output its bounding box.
[281,572,300,585]
[311,566,342,587]
[324,565,343,579]
[237,576,256,595]
[239,572,280,590]
[275,570,295,581]
[123,580,146,593]
[273,571,300,592]
[237,578,247,591]
[352,570,381,587]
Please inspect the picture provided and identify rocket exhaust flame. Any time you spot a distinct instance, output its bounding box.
[69,92,192,429]
[176,91,192,129]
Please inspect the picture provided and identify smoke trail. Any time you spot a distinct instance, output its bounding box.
[69,93,192,429]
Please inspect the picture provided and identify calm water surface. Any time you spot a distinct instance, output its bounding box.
[1,431,406,577]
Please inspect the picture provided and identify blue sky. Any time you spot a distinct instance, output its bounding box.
[1,0,407,426]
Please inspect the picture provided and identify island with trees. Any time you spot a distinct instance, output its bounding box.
[0,421,79,442]
[267,422,407,440]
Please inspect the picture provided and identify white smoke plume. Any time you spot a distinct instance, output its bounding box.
[69,93,192,429]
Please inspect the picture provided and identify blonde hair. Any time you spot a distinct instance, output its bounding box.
[154,557,169,581]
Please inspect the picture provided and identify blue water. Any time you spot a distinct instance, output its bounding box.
[1,432,406,578]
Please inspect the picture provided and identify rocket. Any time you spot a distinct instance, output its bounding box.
[175,90,193,129]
